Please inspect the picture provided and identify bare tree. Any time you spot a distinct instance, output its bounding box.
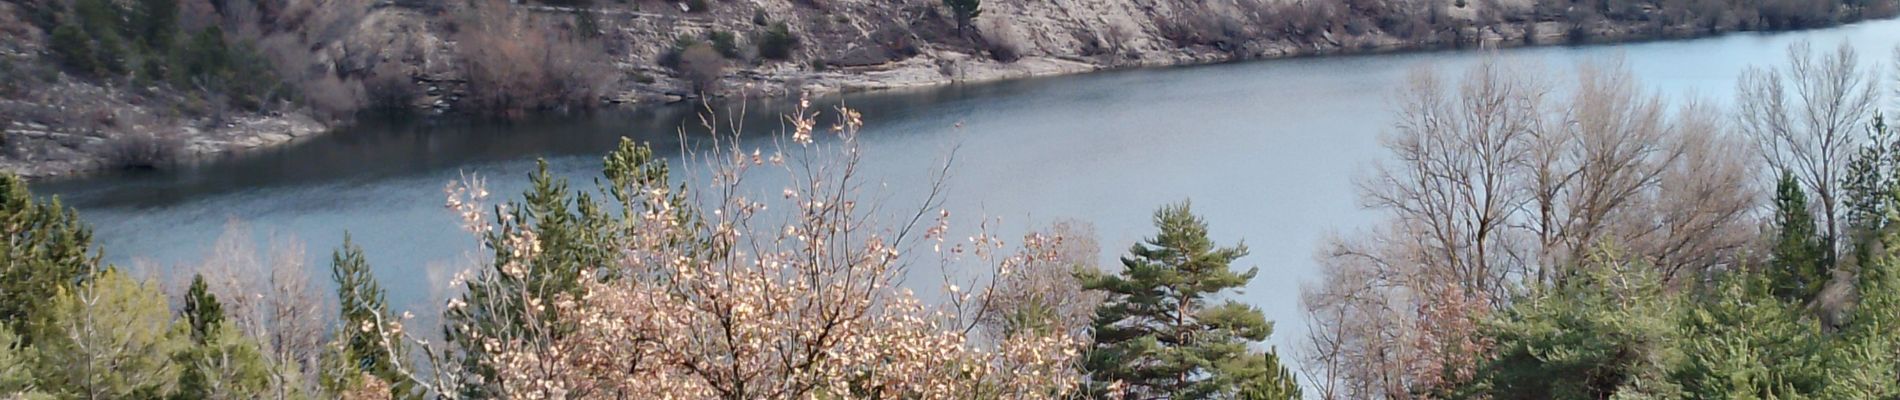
[1739,41,1879,250]
[1302,60,1764,398]
[975,219,1106,339]
[175,221,330,397]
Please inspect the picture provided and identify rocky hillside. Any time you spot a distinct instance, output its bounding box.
[1,0,1892,178]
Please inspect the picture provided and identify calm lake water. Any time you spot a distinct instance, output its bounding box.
[35,19,1900,349]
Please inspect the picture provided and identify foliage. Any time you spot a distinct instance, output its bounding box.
[27,269,186,399]
[441,158,621,396]
[707,30,742,59]
[173,279,279,400]
[0,174,97,335]
[1671,270,1829,399]
[330,236,413,398]
[182,275,226,343]
[1771,170,1831,304]
[944,0,981,31]
[676,42,727,94]
[318,103,1089,399]
[756,22,800,60]
[49,25,99,75]
[1461,256,1687,399]
[0,326,44,397]
[455,0,611,118]
[1082,201,1296,399]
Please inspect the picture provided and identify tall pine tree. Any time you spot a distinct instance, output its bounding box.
[1082,201,1298,400]
[1770,170,1830,304]
[330,235,415,398]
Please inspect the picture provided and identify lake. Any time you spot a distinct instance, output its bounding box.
[35,18,1900,350]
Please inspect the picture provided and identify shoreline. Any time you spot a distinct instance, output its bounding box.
[14,14,1897,181]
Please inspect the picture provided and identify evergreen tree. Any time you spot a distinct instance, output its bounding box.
[1081,201,1296,399]
[1770,170,1830,303]
[30,269,186,398]
[944,0,981,31]
[446,139,691,395]
[0,325,41,397]
[1672,268,1829,398]
[172,274,278,400]
[1463,257,1685,399]
[1819,229,1900,397]
[0,174,97,336]
[135,0,179,51]
[330,235,414,398]
[1234,350,1303,400]
[182,274,224,343]
[1841,115,1897,253]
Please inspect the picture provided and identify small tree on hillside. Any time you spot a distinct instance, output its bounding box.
[1081,201,1299,399]
[945,0,981,32]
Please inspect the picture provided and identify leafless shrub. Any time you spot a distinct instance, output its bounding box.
[976,220,1105,339]
[302,73,368,122]
[456,0,613,117]
[103,131,185,170]
[977,19,1024,63]
[1157,6,1251,51]
[363,62,419,112]
[676,42,727,95]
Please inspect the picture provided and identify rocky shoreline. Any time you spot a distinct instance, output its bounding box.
[4,0,1891,179]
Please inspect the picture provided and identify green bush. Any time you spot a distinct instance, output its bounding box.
[708,30,741,59]
[756,22,799,60]
[49,25,98,74]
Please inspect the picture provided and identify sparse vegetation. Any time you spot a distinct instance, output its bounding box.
[756,22,799,60]
[676,42,727,95]
[707,30,742,59]
[945,0,981,32]
[102,132,184,170]
[455,0,612,117]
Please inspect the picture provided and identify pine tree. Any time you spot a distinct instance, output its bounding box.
[172,273,277,400]
[1819,232,1900,397]
[1465,258,1686,399]
[182,274,224,343]
[330,235,414,398]
[30,269,186,398]
[1841,115,1896,248]
[944,0,981,31]
[1081,201,1297,399]
[1672,268,1828,398]
[0,174,98,335]
[175,274,227,400]
[1770,170,1830,303]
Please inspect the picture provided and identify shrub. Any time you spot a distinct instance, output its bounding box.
[677,42,726,94]
[456,0,613,117]
[49,25,98,74]
[103,132,185,170]
[756,22,799,60]
[708,30,742,59]
[979,21,1022,62]
[363,62,418,113]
